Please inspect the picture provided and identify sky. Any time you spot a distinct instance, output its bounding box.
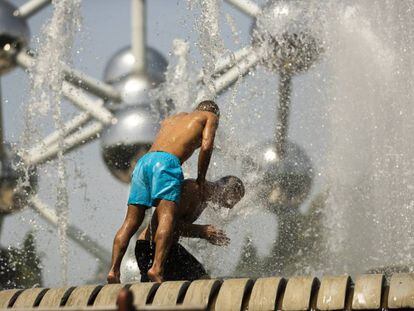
[0,0,331,286]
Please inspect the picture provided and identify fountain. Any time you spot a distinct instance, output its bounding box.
[0,0,412,307]
[318,0,414,275]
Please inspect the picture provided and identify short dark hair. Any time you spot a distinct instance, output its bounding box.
[217,175,245,198]
[195,100,220,117]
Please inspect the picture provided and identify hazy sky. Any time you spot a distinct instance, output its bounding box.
[1,0,329,286]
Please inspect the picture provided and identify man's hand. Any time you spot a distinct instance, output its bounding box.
[107,269,121,284]
[201,225,230,246]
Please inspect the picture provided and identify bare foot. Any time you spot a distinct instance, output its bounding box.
[107,270,120,284]
[147,267,163,283]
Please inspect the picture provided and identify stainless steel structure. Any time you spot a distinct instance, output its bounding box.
[0,1,29,74]
[255,140,313,206]
[101,106,160,183]
[252,0,322,74]
[103,47,167,86]
[0,0,323,278]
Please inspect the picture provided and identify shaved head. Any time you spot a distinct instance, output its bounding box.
[195,100,220,117]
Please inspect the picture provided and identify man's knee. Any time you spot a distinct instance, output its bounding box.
[156,200,177,216]
[155,227,173,241]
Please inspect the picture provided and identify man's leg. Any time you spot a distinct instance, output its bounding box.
[164,243,209,281]
[147,199,177,282]
[107,204,146,283]
[135,240,152,282]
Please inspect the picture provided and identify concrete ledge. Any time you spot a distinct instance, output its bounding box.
[317,275,350,310]
[3,273,414,310]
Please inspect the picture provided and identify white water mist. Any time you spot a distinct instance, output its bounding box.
[194,0,226,100]
[319,0,414,274]
[150,39,197,114]
[25,0,82,285]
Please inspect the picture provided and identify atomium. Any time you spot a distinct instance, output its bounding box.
[0,0,29,75]
[251,140,314,207]
[101,46,168,183]
[103,46,168,110]
[120,252,140,283]
[252,0,323,75]
[101,106,160,183]
[0,0,326,283]
[103,46,167,85]
[0,143,37,214]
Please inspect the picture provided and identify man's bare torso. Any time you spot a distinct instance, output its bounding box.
[149,111,215,163]
[138,180,207,241]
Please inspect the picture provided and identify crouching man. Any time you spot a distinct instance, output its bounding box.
[136,176,245,281]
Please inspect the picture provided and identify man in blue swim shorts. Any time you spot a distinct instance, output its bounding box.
[107,100,220,283]
[136,176,245,282]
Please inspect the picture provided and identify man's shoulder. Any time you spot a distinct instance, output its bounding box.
[189,110,217,122]
[168,112,189,120]
[161,112,189,126]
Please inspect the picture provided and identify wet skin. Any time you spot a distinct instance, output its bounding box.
[150,111,219,168]
[107,179,234,284]
[139,179,231,246]
[107,109,219,283]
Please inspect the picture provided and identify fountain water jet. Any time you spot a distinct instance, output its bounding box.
[23,0,82,285]
[318,0,414,275]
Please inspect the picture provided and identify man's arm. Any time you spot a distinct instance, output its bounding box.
[177,222,204,238]
[197,115,218,183]
[177,222,229,246]
[107,205,145,283]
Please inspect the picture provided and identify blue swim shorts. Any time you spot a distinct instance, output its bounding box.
[128,151,184,208]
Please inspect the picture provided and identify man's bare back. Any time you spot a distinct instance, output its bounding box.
[150,111,218,165]
[134,175,244,281]
[139,180,207,241]
[139,177,244,245]
[107,101,220,283]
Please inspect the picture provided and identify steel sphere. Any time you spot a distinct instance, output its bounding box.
[120,252,140,283]
[0,0,30,75]
[103,46,167,84]
[252,0,322,75]
[109,74,161,108]
[251,140,313,206]
[0,143,37,214]
[103,46,169,111]
[101,46,168,183]
[101,105,160,183]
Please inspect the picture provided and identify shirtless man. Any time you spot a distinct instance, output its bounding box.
[107,101,220,283]
[136,175,245,281]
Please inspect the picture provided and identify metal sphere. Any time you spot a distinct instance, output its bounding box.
[0,0,30,75]
[0,143,37,214]
[103,46,167,84]
[101,105,160,183]
[252,0,322,75]
[103,46,170,112]
[101,46,168,183]
[109,74,161,108]
[251,140,314,206]
[120,251,140,283]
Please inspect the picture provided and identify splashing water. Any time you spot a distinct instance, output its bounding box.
[150,39,197,114]
[318,0,414,275]
[193,0,226,100]
[24,0,82,285]
[180,0,414,277]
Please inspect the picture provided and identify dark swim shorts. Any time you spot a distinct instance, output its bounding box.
[135,240,208,282]
[128,151,184,208]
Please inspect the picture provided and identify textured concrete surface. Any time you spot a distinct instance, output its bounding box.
[3,273,414,310]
